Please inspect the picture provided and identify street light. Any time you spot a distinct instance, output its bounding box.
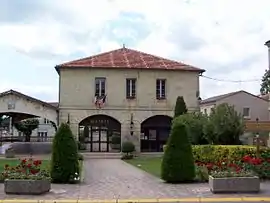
[255,117,260,158]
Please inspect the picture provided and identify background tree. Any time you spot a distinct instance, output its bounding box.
[14,118,39,142]
[161,118,195,183]
[174,96,188,118]
[51,123,79,183]
[204,103,244,145]
[177,112,209,144]
[260,69,270,95]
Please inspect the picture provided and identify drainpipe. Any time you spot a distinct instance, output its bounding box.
[264,40,270,146]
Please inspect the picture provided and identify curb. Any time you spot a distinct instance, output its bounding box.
[2,197,270,202]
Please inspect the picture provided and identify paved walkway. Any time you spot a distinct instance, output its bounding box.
[1,159,270,200]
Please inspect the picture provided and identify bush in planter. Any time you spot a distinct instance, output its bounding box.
[121,141,135,159]
[51,123,80,183]
[161,118,195,183]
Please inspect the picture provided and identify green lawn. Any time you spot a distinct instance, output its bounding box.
[125,157,162,177]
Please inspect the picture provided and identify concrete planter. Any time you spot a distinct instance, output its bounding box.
[209,175,260,193]
[4,179,51,195]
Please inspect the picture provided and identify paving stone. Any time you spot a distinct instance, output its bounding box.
[0,159,270,200]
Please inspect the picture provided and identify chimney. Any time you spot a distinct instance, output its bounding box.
[264,40,270,70]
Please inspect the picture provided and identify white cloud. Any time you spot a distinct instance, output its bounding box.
[0,0,270,100]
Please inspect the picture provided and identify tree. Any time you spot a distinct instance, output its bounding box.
[161,117,195,183]
[177,112,209,144]
[260,69,270,95]
[14,118,39,142]
[174,96,188,118]
[204,103,244,145]
[51,123,79,183]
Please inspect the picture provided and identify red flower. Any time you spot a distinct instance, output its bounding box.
[33,160,41,166]
[27,163,32,168]
[30,169,39,174]
[206,163,214,170]
[242,155,252,162]
[21,159,27,164]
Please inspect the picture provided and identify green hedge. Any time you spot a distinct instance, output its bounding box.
[163,145,270,163]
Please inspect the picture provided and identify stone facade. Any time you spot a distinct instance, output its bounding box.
[59,68,201,152]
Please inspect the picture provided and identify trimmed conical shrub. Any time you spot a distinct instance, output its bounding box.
[161,117,195,183]
[174,96,188,118]
[51,123,79,183]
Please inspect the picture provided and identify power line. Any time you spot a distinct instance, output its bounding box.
[201,75,261,83]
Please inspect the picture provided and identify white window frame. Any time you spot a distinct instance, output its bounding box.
[243,107,250,118]
[126,79,136,98]
[156,79,166,99]
[95,78,106,97]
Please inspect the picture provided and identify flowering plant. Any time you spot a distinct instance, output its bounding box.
[2,158,50,181]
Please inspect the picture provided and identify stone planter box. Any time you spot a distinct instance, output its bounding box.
[209,175,260,193]
[4,179,51,195]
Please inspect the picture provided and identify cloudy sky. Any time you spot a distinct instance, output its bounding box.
[0,0,269,102]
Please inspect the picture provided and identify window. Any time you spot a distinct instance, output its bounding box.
[38,131,48,142]
[156,79,166,99]
[44,118,49,124]
[243,107,250,117]
[95,77,106,97]
[126,78,136,99]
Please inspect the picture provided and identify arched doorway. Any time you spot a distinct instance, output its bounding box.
[79,115,121,152]
[140,115,172,152]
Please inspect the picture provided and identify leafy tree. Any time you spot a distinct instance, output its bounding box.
[177,112,209,144]
[14,118,39,142]
[161,117,195,183]
[260,69,270,95]
[174,96,188,118]
[204,103,244,145]
[51,123,79,183]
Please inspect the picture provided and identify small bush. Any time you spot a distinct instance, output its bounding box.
[121,141,135,155]
[51,123,80,183]
[78,153,84,161]
[161,117,195,183]
[111,135,121,145]
[194,165,209,182]
[174,96,188,117]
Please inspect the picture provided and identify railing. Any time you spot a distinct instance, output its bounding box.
[0,136,54,143]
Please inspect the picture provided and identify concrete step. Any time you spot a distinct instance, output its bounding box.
[81,152,122,159]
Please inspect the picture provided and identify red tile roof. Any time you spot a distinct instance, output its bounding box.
[55,47,205,73]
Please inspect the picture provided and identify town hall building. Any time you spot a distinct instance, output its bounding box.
[0,47,204,152]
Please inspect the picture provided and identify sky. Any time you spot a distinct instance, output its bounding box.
[0,0,269,102]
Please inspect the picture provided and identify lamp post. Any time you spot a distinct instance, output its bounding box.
[255,118,260,158]
[130,113,134,136]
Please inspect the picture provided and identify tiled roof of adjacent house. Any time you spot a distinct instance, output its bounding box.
[200,90,269,105]
[55,47,205,73]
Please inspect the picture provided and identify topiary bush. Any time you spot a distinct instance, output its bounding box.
[50,123,80,183]
[174,96,188,118]
[121,141,135,160]
[161,117,195,183]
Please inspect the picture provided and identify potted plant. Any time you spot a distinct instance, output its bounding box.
[5,147,15,158]
[121,141,135,160]
[3,158,51,195]
[209,169,260,193]
[111,135,121,150]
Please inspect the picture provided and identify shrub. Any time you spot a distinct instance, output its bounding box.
[78,153,84,161]
[174,96,187,117]
[121,141,135,155]
[161,118,195,183]
[50,123,80,183]
[111,135,121,145]
[192,145,270,163]
[177,112,209,144]
[204,103,244,144]
[194,165,209,182]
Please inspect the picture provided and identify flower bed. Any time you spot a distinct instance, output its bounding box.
[2,158,51,195]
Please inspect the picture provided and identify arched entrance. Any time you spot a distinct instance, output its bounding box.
[78,114,121,152]
[140,115,172,152]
